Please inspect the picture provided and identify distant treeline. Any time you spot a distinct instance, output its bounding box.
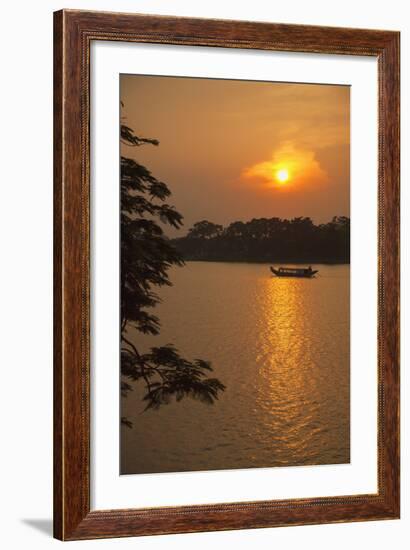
[171,216,350,264]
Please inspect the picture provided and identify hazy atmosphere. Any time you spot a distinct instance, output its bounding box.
[120,74,350,475]
[121,75,350,236]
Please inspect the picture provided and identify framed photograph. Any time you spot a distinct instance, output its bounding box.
[54,9,400,540]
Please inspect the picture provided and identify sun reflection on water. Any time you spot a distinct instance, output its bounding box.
[255,276,330,465]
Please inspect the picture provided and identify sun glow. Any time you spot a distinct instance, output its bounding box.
[242,142,329,190]
[276,168,289,183]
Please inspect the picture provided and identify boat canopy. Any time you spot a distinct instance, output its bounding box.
[278,267,312,273]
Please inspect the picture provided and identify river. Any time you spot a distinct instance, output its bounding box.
[121,262,350,474]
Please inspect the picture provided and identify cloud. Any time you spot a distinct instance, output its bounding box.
[242,142,329,191]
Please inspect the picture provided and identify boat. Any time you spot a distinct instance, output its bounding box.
[270,266,318,278]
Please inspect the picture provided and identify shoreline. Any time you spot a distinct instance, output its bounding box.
[180,259,350,265]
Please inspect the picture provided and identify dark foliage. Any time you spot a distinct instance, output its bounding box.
[121,115,225,424]
[172,216,350,264]
[188,220,224,239]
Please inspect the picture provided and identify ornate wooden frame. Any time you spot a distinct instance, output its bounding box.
[54,9,400,540]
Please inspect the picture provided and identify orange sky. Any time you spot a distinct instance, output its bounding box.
[121,75,350,236]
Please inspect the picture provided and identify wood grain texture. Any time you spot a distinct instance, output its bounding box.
[53,10,63,541]
[53,9,400,541]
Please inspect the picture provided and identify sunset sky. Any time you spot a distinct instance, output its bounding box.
[120,75,350,236]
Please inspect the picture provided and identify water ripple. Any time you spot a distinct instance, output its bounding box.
[121,262,350,474]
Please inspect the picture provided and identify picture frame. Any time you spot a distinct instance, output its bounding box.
[53,9,400,540]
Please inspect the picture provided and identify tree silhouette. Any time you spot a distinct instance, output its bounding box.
[121,112,225,426]
[172,216,350,263]
[187,220,223,239]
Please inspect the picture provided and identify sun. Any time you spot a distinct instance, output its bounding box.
[276,168,289,183]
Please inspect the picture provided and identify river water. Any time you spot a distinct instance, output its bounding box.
[121,262,350,474]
